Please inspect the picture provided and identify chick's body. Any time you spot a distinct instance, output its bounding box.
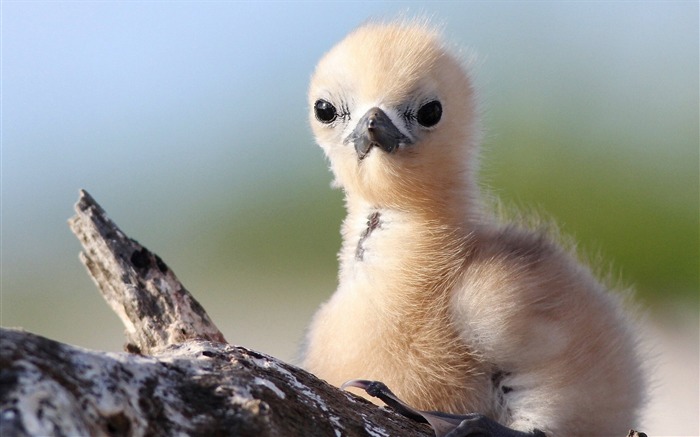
[302,21,644,436]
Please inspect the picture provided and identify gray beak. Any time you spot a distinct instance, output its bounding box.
[344,107,412,160]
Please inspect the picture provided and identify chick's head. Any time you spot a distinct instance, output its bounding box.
[309,21,480,209]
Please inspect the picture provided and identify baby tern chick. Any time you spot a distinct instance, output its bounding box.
[302,20,645,437]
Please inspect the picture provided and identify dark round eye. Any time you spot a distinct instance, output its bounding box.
[416,100,442,127]
[314,99,337,124]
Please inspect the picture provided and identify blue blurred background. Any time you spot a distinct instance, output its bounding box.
[2,2,697,434]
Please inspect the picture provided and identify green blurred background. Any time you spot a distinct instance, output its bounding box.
[2,2,697,434]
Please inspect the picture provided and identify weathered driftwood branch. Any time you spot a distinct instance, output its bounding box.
[1,190,431,436]
[1,329,430,436]
[0,191,648,437]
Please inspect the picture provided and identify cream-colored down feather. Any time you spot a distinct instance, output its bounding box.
[302,20,645,436]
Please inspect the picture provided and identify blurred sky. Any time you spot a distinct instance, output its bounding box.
[1,2,698,434]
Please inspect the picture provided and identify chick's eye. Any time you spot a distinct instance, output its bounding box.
[314,99,337,124]
[416,100,442,127]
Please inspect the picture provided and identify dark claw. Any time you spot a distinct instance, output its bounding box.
[445,415,544,437]
[341,379,544,437]
[341,379,430,423]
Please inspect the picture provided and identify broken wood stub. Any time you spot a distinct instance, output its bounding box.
[67,189,226,354]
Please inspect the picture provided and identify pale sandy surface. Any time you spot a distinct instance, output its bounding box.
[641,309,699,437]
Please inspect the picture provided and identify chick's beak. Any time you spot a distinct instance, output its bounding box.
[344,107,411,160]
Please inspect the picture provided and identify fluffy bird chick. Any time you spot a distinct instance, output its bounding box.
[302,20,644,436]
